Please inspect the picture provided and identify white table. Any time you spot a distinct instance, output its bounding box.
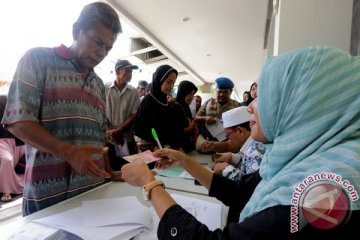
[156,151,213,195]
[0,181,228,240]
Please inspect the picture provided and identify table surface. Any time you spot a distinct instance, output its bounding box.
[156,151,213,195]
[0,152,227,240]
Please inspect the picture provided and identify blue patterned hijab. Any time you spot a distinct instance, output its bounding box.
[240,47,360,221]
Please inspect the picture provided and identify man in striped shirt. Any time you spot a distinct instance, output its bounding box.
[1,2,122,216]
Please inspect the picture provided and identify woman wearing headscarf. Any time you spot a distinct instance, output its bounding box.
[0,95,25,202]
[122,46,360,239]
[133,65,184,152]
[175,80,198,153]
[241,82,257,106]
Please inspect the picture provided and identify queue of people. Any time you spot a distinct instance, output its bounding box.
[1,1,359,240]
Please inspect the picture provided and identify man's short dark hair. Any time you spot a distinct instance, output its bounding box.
[76,2,122,34]
[234,121,251,131]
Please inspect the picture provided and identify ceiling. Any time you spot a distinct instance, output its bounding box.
[106,0,271,99]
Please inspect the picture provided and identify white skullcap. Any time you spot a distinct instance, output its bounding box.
[222,106,251,128]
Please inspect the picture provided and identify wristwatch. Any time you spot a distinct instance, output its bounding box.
[142,180,165,201]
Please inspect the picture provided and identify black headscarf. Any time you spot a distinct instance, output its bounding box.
[134,65,184,149]
[150,65,178,105]
[176,80,198,118]
[244,82,256,106]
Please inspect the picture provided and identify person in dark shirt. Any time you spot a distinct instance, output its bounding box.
[133,65,184,153]
[174,80,198,153]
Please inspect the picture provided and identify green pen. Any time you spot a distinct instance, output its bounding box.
[151,128,163,149]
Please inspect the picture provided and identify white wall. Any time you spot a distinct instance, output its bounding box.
[274,0,353,55]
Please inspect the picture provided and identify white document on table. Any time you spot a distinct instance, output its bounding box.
[81,196,151,228]
[33,196,151,240]
[180,170,195,179]
[205,120,227,141]
[171,193,222,231]
[7,222,64,240]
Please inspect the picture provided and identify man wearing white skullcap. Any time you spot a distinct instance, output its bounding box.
[213,106,265,182]
[212,106,266,223]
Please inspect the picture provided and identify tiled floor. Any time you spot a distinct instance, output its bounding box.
[0,194,23,227]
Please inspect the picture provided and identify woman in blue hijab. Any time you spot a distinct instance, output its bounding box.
[122,47,360,239]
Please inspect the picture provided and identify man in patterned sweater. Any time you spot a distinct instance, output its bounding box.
[1,2,121,216]
[212,106,266,181]
[211,106,266,223]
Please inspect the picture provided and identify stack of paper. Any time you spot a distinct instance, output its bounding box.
[135,193,222,239]
[10,197,152,240]
[171,193,222,231]
[7,222,76,240]
[8,194,222,240]
[206,120,227,142]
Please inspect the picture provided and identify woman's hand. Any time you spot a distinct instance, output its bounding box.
[205,116,217,125]
[121,159,155,187]
[153,148,190,169]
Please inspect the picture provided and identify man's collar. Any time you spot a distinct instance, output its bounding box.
[53,45,95,73]
[53,44,73,59]
[240,136,253,153]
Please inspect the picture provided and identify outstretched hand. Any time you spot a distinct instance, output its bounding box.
[121,159,155,187]
[200,141,216,153]
[61,145,110,178]
[153,148,189,169]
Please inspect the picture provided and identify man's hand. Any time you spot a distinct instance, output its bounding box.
[201,141,216,152]
[110,171,124,182]
[205,116,217,125]
[108,129,124,145]
[61,145,110,178]
[212,162,229,174]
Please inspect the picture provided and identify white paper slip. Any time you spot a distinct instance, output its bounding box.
[114,140,129,157]
[7,222,72,240]
[180,170,194,180]
[171,193,222,231]
[81,196,152,228]
[34,207,146,240]
[205,120,227,141]
[123,150,161,164]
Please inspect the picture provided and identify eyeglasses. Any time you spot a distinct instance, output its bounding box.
[225,127,238,137]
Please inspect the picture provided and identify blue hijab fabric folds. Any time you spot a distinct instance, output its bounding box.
[240,46,360,221]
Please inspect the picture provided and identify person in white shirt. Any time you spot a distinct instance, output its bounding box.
[105,59,140,170]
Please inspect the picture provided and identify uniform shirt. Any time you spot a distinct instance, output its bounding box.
[196,98,240,119]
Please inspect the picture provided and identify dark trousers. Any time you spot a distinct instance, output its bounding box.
[107,141,138,171]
